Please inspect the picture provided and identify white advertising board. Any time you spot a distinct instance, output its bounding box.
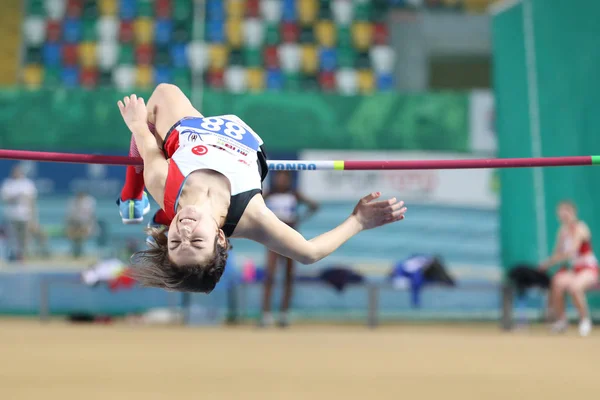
[298,150,499,209]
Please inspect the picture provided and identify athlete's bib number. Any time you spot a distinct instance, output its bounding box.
[183,116,261,152]
[181,115,262,155]
[201,118,246,140]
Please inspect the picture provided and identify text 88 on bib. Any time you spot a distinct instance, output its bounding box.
[177,115,263,163]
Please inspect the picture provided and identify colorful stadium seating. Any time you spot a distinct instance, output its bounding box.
[247,66,264,91]
[22,0,402,93]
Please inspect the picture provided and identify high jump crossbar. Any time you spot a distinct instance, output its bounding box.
[0,149,598,171]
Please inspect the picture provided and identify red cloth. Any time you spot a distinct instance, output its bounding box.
[108,268,136,291]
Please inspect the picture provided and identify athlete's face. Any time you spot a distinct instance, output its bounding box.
[557,203,576,224]
[167,206,225,266]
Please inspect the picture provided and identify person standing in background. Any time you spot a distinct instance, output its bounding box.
[260,171,319,327]
[0,165,38,261]
[65,191,97,258]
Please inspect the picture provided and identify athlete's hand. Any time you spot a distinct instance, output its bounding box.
[117,94,148,132]
[351,192,406,231]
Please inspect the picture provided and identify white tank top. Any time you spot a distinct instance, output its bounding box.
[162,115,265,230]
[170,115,263,194]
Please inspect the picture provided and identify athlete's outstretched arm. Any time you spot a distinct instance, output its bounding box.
[240,193,406,264]
[118,94,168,208]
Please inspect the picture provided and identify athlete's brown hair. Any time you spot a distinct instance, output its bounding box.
[128,228,231,293]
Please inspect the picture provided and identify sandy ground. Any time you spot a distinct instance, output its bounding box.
[0,319,597,400]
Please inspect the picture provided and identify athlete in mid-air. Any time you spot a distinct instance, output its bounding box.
[116,84,407,293]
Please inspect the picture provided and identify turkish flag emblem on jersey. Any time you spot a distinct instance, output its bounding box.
[192,145,208,156]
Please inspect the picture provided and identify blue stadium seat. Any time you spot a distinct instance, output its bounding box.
[43,43,62,67]
[63,18,82,43]
[120,0,137,21]
[265,68,284,90]
[155,19,173,44]
[207,20,225,43]
[61,66,80,87]
[281,0,297,22]
[170,43,188,68]
[376,72,394,90]
[207,0,225,20]
[319,47,337,72]
[154,66,173,84]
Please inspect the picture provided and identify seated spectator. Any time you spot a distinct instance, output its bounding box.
[539,201,598,337]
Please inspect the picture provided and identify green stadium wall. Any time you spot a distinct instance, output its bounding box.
[493,0,600,277]
[0,88,469,153]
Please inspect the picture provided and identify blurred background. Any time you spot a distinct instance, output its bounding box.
[1,1,600,398]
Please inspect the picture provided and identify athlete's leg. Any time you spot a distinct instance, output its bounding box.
[145,84,203,142]
[550,271,572,332]
[119,84,200,223]
[119,90,167,203]
[117,135,150,223]
[260,249,278,326]
[120,135,145,201]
